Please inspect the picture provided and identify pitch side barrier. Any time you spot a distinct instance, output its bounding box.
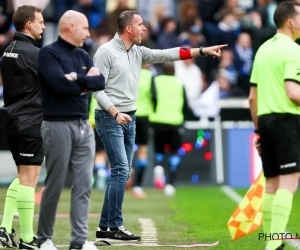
[0,99,256,187]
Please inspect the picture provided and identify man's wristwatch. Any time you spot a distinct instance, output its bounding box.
[199,46,205,56]
[70,72,77,81]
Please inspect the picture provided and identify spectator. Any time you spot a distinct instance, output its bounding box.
[174,58,202,119]
[218,48,238,85]
[0,0,14,55]
[241,3,276,52]
[224,0,245,20]
[52,0,74,23]
[178,0,198,31]
[181,24,215,84]
[224,0,251,20]
[216,69,232,99]
[196,0,224,43]
[233,32,253,96]
[156,17,179,49]
[149,3,168,38]
[193,76,220,119]
[12,0,50,10]
[213,8,240,49]
[106,0,136,13]
[138,0,175,24]
[258,0,277,27]
[140,23,155,48]
[106,0,134,35]
[72,0,105,31]
[197,0,224,24]
[149,62,193,196]
[180,23,204,47]
[132,64,154,198]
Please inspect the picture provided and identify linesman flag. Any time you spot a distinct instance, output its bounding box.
[227,172,266,240]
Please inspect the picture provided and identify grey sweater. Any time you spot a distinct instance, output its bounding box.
[93,33,181,112]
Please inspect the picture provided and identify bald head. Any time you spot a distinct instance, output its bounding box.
[58,10,90,47]
[59,10,86,33]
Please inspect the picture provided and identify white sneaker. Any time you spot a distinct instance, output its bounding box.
[164,184,176,196]
[132,186,147,198]
[80,241,98,250]
[39,239,57,250]
[153,165,165,189]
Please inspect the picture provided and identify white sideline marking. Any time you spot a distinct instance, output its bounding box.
[45,218,219,248]
[221,185,300,250]
[139,218,158,246]
[221,186,242,203]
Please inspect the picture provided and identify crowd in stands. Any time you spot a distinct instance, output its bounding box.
[0,0,285,103]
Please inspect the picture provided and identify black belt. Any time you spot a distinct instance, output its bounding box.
[122,110,136,115]
[103,110,136,115]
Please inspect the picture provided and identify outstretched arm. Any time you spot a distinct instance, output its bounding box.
[191,45,228,58]
[141,44,228,64]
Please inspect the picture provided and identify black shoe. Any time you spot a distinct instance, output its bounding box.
[96,227,107,239]
[0,227,17,248]
[277,244,285,250]
[104,226,141,242]
[19,236,38,250]
[264,243,285,250]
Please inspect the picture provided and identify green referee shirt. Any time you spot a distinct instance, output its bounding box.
[250,33,300,116]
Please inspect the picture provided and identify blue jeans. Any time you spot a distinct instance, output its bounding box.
[95,110,136,227]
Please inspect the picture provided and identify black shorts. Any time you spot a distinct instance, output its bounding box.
[94,129,104,152]
[151,123,182,153]
[6,124,43,166]
[135,116,149,145]
[258,113,300,178]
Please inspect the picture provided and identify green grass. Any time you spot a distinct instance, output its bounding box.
[0,186,298,249]
[171,187,299,250]
[171,187,265,250]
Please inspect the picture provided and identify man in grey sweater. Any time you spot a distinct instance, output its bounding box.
[93,10,226,242]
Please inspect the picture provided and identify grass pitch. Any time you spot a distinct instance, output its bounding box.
[0,186,299,249]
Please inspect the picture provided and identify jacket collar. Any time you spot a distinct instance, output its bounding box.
[57,36,77,50]
[13,32,35,44]
[113,33,134,51]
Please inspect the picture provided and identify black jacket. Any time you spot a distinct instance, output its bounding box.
[1,32,42,134]
[38,37,105,121]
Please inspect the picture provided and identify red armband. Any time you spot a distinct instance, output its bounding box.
[179,48,192,60]
[80,89,89,96]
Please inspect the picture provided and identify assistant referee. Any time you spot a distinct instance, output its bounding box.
[249,2,300,250]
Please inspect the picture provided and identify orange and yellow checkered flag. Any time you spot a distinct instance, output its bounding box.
[227,172,266,240]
